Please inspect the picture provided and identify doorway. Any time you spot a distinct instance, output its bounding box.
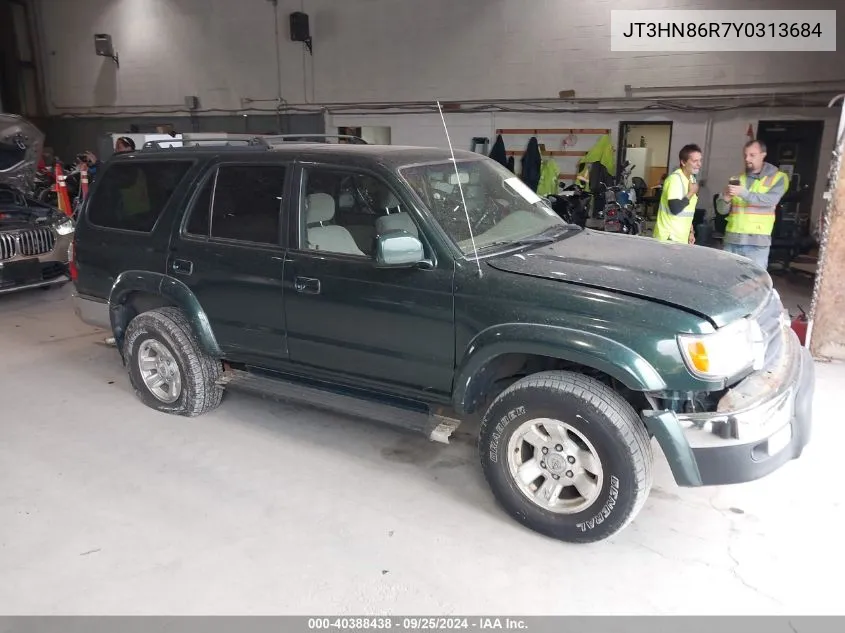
[616,121,674,191]
[755,120,824,219]
[755,120,824,267]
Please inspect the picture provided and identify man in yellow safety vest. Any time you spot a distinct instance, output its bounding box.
[652,144,702,244]
[716,139,789,270]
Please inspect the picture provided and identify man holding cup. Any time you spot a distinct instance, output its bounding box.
[715,139,790,270]
[652,144,702,244]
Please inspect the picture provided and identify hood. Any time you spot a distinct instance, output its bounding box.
[0,188,65,230]
[0,114,44,195]
[0,207,62,231]
[486,229,772,328]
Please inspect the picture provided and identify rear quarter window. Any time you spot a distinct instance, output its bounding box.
[86,160,193,232]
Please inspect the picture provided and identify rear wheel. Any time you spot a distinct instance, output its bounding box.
[123,307,224,417]
[478,371,653,543]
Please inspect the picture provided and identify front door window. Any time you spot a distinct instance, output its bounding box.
[298,167,411,258]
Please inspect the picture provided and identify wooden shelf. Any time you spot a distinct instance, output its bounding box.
[505,150,585,157]
[496,128,610,135]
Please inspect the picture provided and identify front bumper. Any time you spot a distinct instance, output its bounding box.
[0,259,70,295]
[643,327,814,487]
[0,230,73,296]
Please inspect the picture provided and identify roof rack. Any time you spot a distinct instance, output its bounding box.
[263,133,368,144]
[141,136,271,150]
[138,133,367,152]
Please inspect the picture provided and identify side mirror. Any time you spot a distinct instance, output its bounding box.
[375,231,425,267]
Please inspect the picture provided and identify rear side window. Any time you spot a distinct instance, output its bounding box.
[185,164,286,245]
[86,160,193,232]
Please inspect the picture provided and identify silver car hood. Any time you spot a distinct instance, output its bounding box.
[0,114,44,195]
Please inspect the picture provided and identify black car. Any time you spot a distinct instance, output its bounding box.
[70,136,814,544]
[0,114,74,295]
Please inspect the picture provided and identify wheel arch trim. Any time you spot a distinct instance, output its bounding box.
[108,271,221,356]
[452,323,667,414]
[640,410,703,487]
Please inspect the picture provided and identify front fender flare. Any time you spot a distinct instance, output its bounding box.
[108,271,221,356]
[452,323,666,414]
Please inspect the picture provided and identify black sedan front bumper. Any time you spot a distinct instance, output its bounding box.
[0,258,70,295]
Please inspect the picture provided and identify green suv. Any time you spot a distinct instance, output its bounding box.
[71,137,814,543]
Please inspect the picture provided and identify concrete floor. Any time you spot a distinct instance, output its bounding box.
[1,276,842,616]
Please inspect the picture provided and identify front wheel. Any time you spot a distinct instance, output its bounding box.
[478,371,653,544]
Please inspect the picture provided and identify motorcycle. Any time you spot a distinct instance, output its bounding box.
[544,182,590,227]
[598,161,644,236]
[603,199,644,235]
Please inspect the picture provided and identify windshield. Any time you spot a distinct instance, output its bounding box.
[398,157,568,255]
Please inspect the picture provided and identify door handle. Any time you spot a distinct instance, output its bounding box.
[294,276,320,294]
[172,259,193,275]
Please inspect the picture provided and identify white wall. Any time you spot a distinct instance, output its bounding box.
[34,0,844,112]
[32,0,844,223]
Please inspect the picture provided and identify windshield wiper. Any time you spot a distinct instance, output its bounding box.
[509,224,577,245]
[468,222,582,253]
[474,226,573,251]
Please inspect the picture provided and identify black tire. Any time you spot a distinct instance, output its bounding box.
[478,370,653,544]
[123,307,224,417]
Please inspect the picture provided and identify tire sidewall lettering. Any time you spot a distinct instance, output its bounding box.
[488,405,526,464]
[575,474,620,532]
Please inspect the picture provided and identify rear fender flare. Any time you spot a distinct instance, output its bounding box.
[108,271,221,356]
[452,323,666,414]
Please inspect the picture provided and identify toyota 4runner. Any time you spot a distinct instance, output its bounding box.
[70,136,814,543]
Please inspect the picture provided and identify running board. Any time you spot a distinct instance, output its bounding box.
[219,368,462,444]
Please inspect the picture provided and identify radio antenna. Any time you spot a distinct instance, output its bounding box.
[436,100,482,278]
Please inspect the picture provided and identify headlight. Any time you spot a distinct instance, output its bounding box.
[677,318,757,381]
[55,219,75,236]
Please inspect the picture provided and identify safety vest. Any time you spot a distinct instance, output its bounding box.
[536,159,561,197]
[726,170,789,236]
[653,168,696,243]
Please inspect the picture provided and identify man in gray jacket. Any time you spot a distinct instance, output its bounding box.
[715,139,790,270]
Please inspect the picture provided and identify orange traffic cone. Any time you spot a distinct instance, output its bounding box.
[79,164,89,202]
[54,163,73,216]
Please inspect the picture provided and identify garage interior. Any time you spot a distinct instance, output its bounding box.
[2,0,845,617]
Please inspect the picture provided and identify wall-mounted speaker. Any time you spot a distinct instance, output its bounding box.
[93,33,119,68]
[289,12,310,42]
[94,34,114,56]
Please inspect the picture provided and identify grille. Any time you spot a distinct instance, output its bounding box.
[0,233,15,261]
[18,228,56,257]
[0,228,57,261]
